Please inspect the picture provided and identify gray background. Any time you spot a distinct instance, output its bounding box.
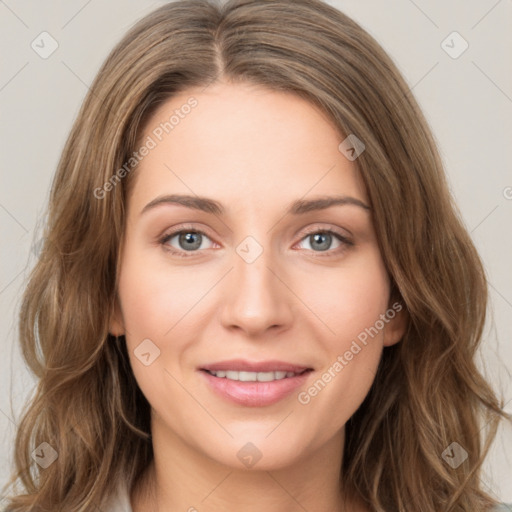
[1,0,511,503]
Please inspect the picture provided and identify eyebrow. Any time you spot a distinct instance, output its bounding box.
[140,193,371,217]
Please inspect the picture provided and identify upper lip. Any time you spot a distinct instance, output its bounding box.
[200,359,313,373]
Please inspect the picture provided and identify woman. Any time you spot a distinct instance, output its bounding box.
[3,0,510,510]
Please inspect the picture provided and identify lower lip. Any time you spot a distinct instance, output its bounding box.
[199,370,312,407]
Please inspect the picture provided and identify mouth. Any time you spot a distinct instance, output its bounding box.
[198,359,314,407]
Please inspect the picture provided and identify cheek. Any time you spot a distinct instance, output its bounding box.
[116,242,215,399]
[297,251,389,410]
[117,250,192,410]
[117,244,202,339]
[306,250,390,347]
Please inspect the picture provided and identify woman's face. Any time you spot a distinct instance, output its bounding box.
[111,80,405,470]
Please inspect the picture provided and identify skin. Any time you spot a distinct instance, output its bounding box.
[110,79,406,512]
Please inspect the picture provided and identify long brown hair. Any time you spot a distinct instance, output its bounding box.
[3,0,510,510]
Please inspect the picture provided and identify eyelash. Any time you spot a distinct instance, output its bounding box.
[158,224,354,259]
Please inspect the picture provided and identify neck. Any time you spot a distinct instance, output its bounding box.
[131,412,364,512]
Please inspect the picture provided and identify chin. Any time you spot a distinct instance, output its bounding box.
[198,436,310,472]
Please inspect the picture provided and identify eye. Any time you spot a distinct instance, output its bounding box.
[295,228,353,256]
[159,227,215,257]
[158,225,353,258]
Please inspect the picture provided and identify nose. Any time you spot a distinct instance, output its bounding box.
[219,240,294,337]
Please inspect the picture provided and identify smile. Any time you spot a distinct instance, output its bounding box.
[199,360,313,407]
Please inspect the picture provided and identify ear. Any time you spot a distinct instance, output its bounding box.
[382,301,407,347]
[109,293,125,336]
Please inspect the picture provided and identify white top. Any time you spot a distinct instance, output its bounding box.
[105,480,133,512]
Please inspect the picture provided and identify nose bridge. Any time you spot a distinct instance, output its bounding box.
[219,233,292,335]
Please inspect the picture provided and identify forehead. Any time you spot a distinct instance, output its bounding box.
[129,80,368,211]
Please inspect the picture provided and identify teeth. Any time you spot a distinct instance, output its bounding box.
[207,370,300,381]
